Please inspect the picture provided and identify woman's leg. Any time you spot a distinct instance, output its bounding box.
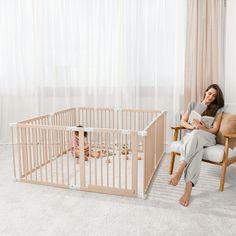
[168,160,186,186]
[169,130,215,186]
[178,149,203,206]
[177,131,215,206]
[184,149,204,186]
[179,181,192,207]
[181,130,216,163]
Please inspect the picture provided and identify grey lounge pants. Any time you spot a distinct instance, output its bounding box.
[180,130,216,186]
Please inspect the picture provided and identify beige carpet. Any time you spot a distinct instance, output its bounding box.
[1,144,236,236]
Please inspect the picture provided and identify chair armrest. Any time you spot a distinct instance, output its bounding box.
[171,126,185,141]
[223,133,236,139]
[171,126,186,130]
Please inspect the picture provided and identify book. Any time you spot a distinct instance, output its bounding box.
[188,110,215,129]
[194,103,207,114]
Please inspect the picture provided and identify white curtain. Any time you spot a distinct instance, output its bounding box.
[184,0,226,109]
[0,0,186,143]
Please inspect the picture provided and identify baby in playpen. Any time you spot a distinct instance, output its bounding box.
[71,126,102,161]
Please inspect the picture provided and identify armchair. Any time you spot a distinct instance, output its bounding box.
[169,113,236,191]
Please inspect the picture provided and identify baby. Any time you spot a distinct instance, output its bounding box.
[71,126,101,160]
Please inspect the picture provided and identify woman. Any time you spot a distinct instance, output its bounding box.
[169,84,224,207]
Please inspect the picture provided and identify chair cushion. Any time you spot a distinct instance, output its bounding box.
[203,145,225,163]
[216,113,236,149]
[170,141,236,163]
[170,141,182,154]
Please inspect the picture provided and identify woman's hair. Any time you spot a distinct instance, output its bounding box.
[202,84,224,117]
[75,125,88,138]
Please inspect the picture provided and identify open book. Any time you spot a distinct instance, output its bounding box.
[188,110,215,129]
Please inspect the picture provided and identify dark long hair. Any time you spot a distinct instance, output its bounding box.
[202,84,224,117]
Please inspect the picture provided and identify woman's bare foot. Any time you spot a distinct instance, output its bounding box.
[168,171,182,186]
[168,161,186,186]
[179,182,192,207]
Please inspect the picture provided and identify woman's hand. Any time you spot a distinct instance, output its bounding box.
[180,110,196,130]
[192,119,207,130]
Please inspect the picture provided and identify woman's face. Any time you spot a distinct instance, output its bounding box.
[204,88,217,105]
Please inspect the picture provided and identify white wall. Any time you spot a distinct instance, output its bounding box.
[225,0,236,112]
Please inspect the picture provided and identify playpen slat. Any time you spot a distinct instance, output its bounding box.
[43,129,48,182]
[32,127,38,181]
[112,133,115,188]
[56,130,59,184]
[94,132,98,185]
[105,133,109,187]
[89,133,91,185]
[17,128,23,178]
[66,131,70,186]
[28,127,33,180]
[38,128,43,182]
[49,129,53,184]
[61,131,64,185]
[118,133,121,189]
[11,127,16,179]
[23,128,28,180]
[79,130,85,188]
[131,134,138,195]
[125,134,127,189]
[35,128,40,181]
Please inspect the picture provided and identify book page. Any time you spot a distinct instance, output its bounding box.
[188,110,201,125]
[189,110,214,128]
[202,116,215,128]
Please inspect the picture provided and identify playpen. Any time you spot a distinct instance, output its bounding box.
[10,108,166,197]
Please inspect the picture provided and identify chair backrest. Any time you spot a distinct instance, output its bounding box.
[216,113,236,149]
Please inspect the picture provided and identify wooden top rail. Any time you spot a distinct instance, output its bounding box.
[78,107,114,111]
[143,111,166,132]
[69,127,139,135]
[19,115,50,124]
[12,123,139,135]
[13,123,69,131]
[121,108,162,113]
[53,108,76,115]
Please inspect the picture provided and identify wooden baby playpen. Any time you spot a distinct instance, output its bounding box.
[10,108,166,197]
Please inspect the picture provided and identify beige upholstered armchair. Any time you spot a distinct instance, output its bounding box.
[169,113,236,191]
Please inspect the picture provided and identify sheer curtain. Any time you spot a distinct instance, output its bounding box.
[0,0,186,143]
[184,0,226,108]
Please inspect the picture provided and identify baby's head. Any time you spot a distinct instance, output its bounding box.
[75,125,88,138]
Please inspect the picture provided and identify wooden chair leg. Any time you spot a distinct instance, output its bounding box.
[219,163,227,192]
[169,152,176,175]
